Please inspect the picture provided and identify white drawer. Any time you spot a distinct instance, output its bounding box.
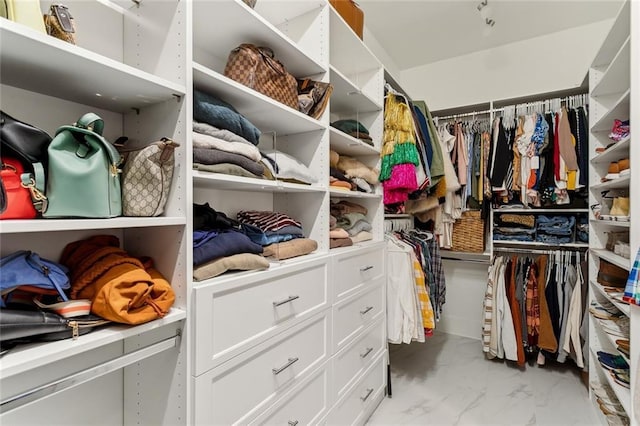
[333,317,385,399]
[193,257,329,374]
[333,245,384,300]
[194,310,331,426]
[325,352,387,426]
[333,280,384,351]
[249,361,331,426]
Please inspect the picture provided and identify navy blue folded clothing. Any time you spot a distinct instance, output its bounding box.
[493,234,535,242]
[241,222,302,246]
[194,230,220,248]
[193,229,263,266]
[194,90,261,145]
[535,234,572,244]
[494,227,536,235]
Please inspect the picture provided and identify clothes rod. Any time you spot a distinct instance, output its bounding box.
[435,110,492,121]
[1,332,181,413]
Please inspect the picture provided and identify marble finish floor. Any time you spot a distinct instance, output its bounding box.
[366,332,599,426]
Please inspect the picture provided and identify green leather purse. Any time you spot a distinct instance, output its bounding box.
[43,113,122,218]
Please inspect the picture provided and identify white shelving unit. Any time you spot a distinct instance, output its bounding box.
[0,1,189,424]
[588,1,637,423]
[189,1,387,424]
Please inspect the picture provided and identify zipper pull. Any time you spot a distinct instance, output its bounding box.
[41,265,50,276]
[69,320,79,339]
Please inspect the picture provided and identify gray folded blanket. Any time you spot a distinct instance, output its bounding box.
[193,148,264,176]
[194,163,263,179]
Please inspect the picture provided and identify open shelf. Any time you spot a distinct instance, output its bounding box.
[590,219,631,229]
[441,250,491,263]
[192,0,326,77]
[591,89,630,133]
[493,240,589,249]
[589,346,631,415]
[591,280,631,318]
[591,37,630,98]
[193,63,325,136]
[329,127,379,156]
[329,66,383,114]
[0,308,186,379]
[193,171,326,193]
[0,19,186,113]
[592,249,631,271]
[591,1,631,68]
[0,217,186,234]
[591,175,631,191]
[329,188,381,199]
[328,7,380,77]
[591,135,631,164]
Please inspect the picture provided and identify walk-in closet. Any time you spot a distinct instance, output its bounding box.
[0,1,637,425]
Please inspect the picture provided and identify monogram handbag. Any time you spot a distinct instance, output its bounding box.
[224,44,299,110]
[43,4,76,44]
[43,113,122,218]
[118,137,180,217]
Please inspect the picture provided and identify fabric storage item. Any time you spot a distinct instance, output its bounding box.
[223,44,299,110]
[451,210,485,253]
[329,0,364,39]
[193,90,261,145]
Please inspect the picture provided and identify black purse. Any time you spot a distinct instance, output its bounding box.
[0,309,110,346]
[0,111,52,212]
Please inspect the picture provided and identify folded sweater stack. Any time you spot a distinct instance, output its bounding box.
[193,90,266,179]
[193,203,268,281]
[237,210,317,260]
[329,150,378,193]
[329,200,373,248]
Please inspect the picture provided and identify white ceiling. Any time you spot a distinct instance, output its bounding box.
[358,0,623,70]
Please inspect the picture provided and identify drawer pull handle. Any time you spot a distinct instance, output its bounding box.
[360,387,374,402]
[273,295,300,307]
[360,265,374,272]
[360,347,374,358]
[272,357,299,375]
[360,306,374,315]
[288,421,299,426]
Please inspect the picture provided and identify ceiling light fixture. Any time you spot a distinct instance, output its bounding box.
[477,0,495,28]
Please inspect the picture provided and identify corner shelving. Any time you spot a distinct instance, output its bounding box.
[193,171,326,193]
[588,1,636,423]
[330,65,383,114]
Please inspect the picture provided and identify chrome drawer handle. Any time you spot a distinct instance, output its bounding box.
[360,306,374,315]
[360,265,374,272]
[288,421,299,426]
[360,387,374,402]
[273,295,299,307]
[360,347,374,358]
[272,357,299,375]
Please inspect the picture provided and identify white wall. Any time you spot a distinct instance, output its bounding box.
[437,260,488,340]
[400,19,614,111]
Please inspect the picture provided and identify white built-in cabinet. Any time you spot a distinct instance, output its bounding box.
[0,1,189,424]
[588,1,638,424]
[0,1,388,424]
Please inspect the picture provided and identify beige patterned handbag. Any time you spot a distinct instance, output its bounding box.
[119,138,180,217]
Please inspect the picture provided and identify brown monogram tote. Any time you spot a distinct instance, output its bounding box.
[224,44,299,111]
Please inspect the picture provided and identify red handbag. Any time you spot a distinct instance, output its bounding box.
[0,156,37,219]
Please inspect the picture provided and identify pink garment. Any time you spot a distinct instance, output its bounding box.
[329,228,349,239]
[383,163,418,204]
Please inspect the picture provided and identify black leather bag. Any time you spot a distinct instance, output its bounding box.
[0,309,109,345]
[0,111,52,212]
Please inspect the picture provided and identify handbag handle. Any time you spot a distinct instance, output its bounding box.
[75,113,104,136]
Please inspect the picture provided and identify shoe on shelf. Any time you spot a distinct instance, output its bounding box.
[605,413,630,426]
[609,196,630,219]
[617,158,630,177]
[609,119,630,142]
[605,161,620,181]
[615,339,630,351]
[597,398,627,416]
[617,345,630,359]
[598,259,629,288]
[599,316,630,337]
[589,301,623,320]
[597,351,629,371]
[611,370,630,389]
[614,241,631,259]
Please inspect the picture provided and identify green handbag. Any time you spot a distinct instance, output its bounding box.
[43,113,122,218]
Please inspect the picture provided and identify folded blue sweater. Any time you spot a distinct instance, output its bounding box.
[194,90,261,145]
